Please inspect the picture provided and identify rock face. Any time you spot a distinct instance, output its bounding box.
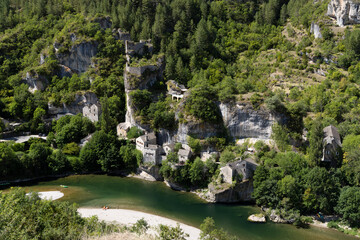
[219,102,275,140]
[201,180,254,203]
[48,92,101,122]
[310,22,322,39]
[327,0,360,26]
[176,121,221,144]
[55,41,98,73]
[124,56,165,131]
[24,72,49,93]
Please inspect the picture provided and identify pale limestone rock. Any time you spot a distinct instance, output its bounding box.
[327,0,360,26]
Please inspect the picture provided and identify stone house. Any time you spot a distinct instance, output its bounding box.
[220,159,258,184]
[82,104,100,122]
[136,132,163,165]
[322,125,342,167]
[166,80,188,101]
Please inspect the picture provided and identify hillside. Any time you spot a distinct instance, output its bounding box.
[0,0,360,238]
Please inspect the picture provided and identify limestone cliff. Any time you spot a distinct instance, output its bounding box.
[55,41,98,73]
[219,102,274,140]
[124,55,165,131]
[48,92,101,122]
[327,0,360,26]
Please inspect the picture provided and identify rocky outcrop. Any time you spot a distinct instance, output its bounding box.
[219,102,275,140]
[55,41,98,73]
[48,92,101,122]
[327,0,360,26]
[200,180,254,203]
[176,121,221,144]
[124,56,165,131]
[139,165,163,181]
[24,72,49,93]
[92,16,112,30]
[310,22,322,39]
[248,214,266,223]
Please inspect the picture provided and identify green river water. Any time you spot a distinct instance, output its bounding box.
[13,174,356,240]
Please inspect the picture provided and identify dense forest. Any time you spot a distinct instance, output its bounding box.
[0,0,360,234]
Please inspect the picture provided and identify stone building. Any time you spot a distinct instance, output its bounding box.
[220,159,258,184]
[83,104,100,122]
[166,80,188,101]
[178,149,192,164]
[322,125,342,167]
[136,132,163,165]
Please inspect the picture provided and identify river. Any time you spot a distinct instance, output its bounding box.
[12,174,356,240]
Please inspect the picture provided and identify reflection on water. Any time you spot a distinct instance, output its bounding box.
[9,174,357,240]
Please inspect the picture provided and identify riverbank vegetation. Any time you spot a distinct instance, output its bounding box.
[0,188,236,240]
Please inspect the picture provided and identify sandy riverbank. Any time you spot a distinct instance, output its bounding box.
[78,208,201,240]
[26,191,64,200]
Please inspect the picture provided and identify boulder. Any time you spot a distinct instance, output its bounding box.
[248,214,266,223]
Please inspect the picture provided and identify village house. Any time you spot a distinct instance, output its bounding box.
[322,125,342,167]
[220,159,258,184]
[166,80,188,101]
[136,132,163,165]
[82,104,100,122]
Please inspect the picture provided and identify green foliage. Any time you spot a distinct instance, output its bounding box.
[184,84,221,123]
[131,218,149,235]
[62,142,80,156]
[187,136,201,155]
[199,217,236,240]
[157,223,189,240]
[126,126,144,139]
[0,188,121,239]
[271,123,289,152]
[219,150,236,164]
[54,114,95,147]
[335,186,360,227]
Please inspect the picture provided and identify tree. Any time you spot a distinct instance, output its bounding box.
[219,150,235,164]
[0,143,19,179]
[79,131,109,172]
[189,157,204,185]
[308,119,323,166]
[335,186,360,227]
[302,167,341,214]
[120,144,142,171]
[28,142,52,176]
[199,217,234,240]
[271,123,289,152]
[100,97,116,133]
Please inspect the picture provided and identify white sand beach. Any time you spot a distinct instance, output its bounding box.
[26,191,64,200]
[78,208,201,240]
